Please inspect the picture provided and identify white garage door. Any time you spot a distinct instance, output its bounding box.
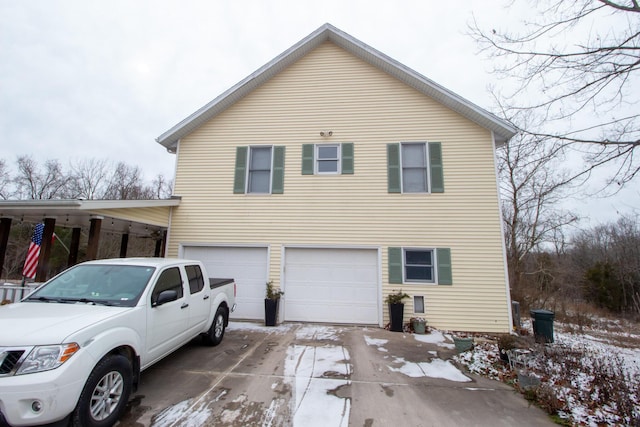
[182,246,268,320]
[284,248,379,324]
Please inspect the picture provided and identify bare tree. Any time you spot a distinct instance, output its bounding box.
[499,113,578,293]
[103,162,148,200]
[69,158,111,200]
[150,173,173,199]
[13,155,71,199]
[0,159,12,200]
[470,0,640,187]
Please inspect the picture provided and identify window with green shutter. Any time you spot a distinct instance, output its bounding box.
[302,143,354,175]
[234,146,285,194]
[389,246,453,285]
[387,142,444,193]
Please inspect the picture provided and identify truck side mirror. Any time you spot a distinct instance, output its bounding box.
[153,290,178,307]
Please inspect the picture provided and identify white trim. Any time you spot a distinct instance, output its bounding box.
[491,131,514,331]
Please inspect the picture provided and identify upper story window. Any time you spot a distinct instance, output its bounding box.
[302,143,354,175]
[387,142,444,194]
[401,143,428,193]
[316,144,340,174]
[248,146,272,193]
[233,146,285,194]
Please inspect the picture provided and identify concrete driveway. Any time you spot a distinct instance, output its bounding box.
[117,322,553,427]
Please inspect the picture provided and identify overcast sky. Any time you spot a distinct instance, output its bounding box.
[1,0,637,225]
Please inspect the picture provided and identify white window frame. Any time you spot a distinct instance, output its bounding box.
[247,146,273,194]
[403,247,437,284]
[315,144,341,175]
[413,296,425,313]
[400,142,430,193]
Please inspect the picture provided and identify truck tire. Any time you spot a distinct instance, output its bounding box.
[203,306,226,346]
[72,354,132,427]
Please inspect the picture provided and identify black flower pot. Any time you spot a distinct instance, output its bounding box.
[265,298,279,326]
[389,303,404,332]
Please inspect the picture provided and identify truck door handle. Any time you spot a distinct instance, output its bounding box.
[203,295,210,300]
[181,303,189,309]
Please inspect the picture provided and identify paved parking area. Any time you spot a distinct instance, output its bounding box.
[117,322,553,426]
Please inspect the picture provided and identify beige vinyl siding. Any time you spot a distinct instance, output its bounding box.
[168,42,509,332]
[90,207,171,227]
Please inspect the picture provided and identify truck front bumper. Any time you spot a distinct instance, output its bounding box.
[0,352,94,426]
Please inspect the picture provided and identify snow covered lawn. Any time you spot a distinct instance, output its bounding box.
[453,318,640,426]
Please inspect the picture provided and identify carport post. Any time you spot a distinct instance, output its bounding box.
[67,227,81,267]
[0,217,12,278]
[120,233,129,258]
[154,231,166,257]
[35,218,56,283]
[86,216,102,260]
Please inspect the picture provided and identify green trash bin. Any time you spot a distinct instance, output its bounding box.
[530,309,555,343]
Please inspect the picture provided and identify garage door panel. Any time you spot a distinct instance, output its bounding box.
[284,248,379,324]
[183,246,268,320]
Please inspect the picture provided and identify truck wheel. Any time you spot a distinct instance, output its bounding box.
[203,307,226,346]
[72,354,132,427]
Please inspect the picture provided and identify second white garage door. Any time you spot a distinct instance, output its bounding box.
[182,245,268,320]
[284,248,379,324]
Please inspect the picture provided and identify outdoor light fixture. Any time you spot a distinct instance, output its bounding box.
[320,130,333,137]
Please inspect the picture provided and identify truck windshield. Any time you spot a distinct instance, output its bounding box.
[25,265,156,307]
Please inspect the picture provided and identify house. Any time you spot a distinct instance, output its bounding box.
[156,24,516,332]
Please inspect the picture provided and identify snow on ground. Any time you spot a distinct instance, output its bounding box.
[284,344,351,427]
[454,319,640,426]
[227,321,293,334]
[388,356,471,382]
[364,332,469,381]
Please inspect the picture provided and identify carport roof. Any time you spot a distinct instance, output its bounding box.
[156,23,517,152]
[0,198,181,237]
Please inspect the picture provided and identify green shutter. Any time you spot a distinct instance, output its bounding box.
[233,146,248,194]
[272,146,285,194]
[388,247,403,284]
[387,144,401,193]
[341,143,354,174]
[436,248,452,285]
[302,144,314,175]
[429,142,444,193]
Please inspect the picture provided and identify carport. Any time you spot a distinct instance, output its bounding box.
[0,198,180,282]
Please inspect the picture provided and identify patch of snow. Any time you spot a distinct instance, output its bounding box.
[284,344,351,427]
[228,321,293,334]
[363,335,388,352]
[389,356,471,382]
[295,325,342,340]
[153,398,213,427]
[413,330,455,349]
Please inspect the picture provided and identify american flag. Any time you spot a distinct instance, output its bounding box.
[23,223,44,279]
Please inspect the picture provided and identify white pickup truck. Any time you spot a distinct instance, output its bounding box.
[0,258,236,427]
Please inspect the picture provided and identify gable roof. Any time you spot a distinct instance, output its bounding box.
[156,23,516,152]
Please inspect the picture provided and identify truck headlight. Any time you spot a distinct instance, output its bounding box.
[16,343,80,375]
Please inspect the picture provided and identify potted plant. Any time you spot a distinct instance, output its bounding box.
[386,290,409,332]
[264,281,283,326]
[497,333,517,364]
[411,317,427,334]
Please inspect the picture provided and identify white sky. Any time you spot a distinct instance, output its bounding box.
[1,0,637,225]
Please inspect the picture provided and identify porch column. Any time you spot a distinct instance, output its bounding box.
[120,233,129,258]
[68,227,81,267]
[0,217,12,278]
[35,218,56,282]
[86,216,102,260]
